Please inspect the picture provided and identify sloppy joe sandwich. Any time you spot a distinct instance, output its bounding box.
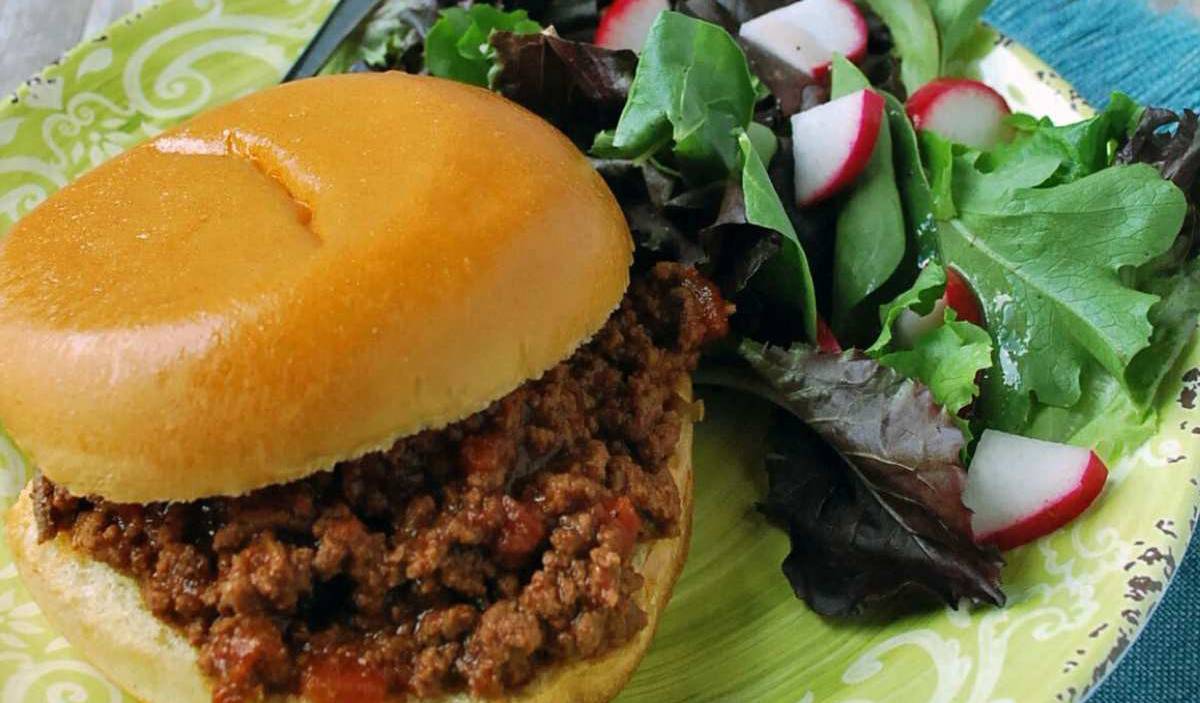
[0,72,730,703]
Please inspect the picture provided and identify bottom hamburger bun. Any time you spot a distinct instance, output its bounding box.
[5,388,695,703]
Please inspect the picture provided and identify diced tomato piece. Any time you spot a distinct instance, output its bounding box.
[600,496,642,558]
[496,497,546,566]
[301,651,389,703]
[680,269,732,344]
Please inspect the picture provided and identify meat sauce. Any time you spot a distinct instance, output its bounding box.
[300,650,390,703]
[32,263,730,702]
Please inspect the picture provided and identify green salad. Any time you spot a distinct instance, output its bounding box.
[323,0,1200,617]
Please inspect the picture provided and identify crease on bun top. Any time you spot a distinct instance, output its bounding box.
[0,73,634,503]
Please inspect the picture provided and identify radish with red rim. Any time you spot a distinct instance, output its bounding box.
[964,430,1109,551]
[738,0,868,82]
[790,88,885,206]
[906,78,1013,150]
[595,0,669,52]
[892,266,985,348]
[943,265,984,327]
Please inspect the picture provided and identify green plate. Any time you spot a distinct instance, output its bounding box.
[0,2,1195,701]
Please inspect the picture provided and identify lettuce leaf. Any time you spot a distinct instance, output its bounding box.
[927,0,990,72]
[829,58,907,340]
[887,92,942,265]
[1126,257,1200,406]
[738,133,819,341]
[868,264,992,422]
[879,317,991,422]
[870,262,945,349]
[860,0,940,94]
[977,93,1140,186]
[1023,358,1157,466]
[489,30,636,146]
[425,5,541,86]
[904,94,1193,442]
[941,159,1186,431]
[860,94,1178,442]
[360,0,441,70]
[920,130,957,219]
[1118,105,1200,193]
[507,0,600,37]
[1113,106,1200,408]
[593,11,757,181]
[736,343,1004,615]
[318,0,445,75]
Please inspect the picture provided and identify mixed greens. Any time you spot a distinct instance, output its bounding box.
[326,0,1200,616]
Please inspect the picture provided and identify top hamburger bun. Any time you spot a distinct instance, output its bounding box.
[0,72,633,503]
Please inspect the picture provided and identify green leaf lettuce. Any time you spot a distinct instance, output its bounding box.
[425,5,541,87]
[941,160,1186,430]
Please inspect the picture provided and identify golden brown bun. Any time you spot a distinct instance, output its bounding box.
[0,72,632,503]
[6,390,693,703]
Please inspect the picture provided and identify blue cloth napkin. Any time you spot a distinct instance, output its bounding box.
[985,0,1200,111]
[983,2,1200,700]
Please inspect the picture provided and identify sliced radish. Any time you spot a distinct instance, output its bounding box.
[964,430,1108,551]
[893,266,984,347]
[595,0,669,52]
[790,88,884,206]
[816,315,842,353]
[944,265,984,327]
[894,298,947,348]
[906,78,1013,150]
[739,0,868,82]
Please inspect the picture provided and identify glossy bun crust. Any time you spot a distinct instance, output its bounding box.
[0,73,632,502]
[6,395,693,703]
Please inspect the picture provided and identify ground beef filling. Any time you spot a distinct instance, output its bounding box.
[32,263,730,703]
